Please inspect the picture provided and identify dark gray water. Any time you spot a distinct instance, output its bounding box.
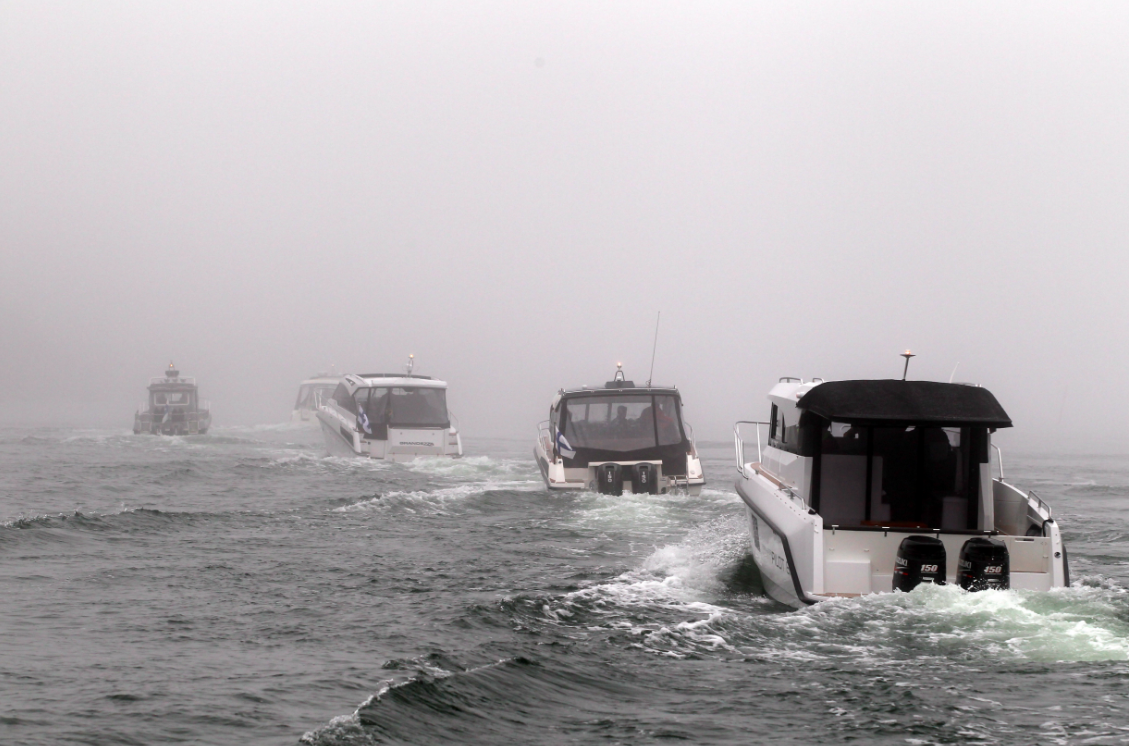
[1,426,1127,745]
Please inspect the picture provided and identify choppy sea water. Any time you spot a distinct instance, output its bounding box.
[1,427,1128,745]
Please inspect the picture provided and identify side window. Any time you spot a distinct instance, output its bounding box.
[332,383,357,414]
[354,388,370,413]
[769,404,779,440]
[769,403,803,454]
[655,395,683,446]
[367,388,389,423]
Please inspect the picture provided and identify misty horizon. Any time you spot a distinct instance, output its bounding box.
[2,2,1126,449]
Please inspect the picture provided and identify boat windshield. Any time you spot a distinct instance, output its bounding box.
[561,394,683,451]
[295,384,336,410]
[354,386,449,428]
[151,390,195,408]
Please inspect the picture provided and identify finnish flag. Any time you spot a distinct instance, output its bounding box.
[357,409,372,435]
[557,431,576,459]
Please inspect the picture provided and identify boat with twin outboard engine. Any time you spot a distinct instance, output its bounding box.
[292,374,341,425]
[733,373,1068,608]
[133,363,212,435]
[535,365,705,495]
[316,357,462,461]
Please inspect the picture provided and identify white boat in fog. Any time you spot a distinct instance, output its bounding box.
[316,366,462,461]
[535,365,705,495]
[292,374,341,425]
[734,377,1069,608]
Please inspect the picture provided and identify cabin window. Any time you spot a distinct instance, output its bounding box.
[560,394,683,452]
[388,387,449,428]
[817,422,976,531]
[359,388,389,424]
[151,390,194,408]
[295,384,336,410]
[655,395,683,446]
[332,383,357,414]
[768,404,805,454]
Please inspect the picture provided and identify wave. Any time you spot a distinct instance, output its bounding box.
[0,506,229,538]
[403,455,539,482]
[335,480,538,515]
[481,516,766,658]
[300,655,638,746]
[566,486,738,532]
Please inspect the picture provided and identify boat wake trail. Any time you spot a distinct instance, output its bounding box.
[748,580,1129,664]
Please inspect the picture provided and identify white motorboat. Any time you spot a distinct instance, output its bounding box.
[316,361,462,461]
[733,376,1069,608]
[292,374,341,425]
[133,362,212,435]
[535,365,705,495]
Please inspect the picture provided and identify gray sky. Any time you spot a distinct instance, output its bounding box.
[1,1,1126,447]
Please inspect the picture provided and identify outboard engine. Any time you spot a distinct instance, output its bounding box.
[958,537,1010,591]
[632,463,659,495]
[596,463,624,496]
[893,535,947,592]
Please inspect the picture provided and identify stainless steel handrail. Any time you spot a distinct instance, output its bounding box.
[733,421,771,473]
[1027,489,1052,518]
[991,443,1004,480]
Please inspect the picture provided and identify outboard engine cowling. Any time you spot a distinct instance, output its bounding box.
[893,535,947,592]
[632,463,659,495]
[958,537,1009,591]
[596,463,624,496]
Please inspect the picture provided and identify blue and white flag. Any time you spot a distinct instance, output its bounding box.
[357,410,372,435]
[557,431,576,459]
[160,405,171,424]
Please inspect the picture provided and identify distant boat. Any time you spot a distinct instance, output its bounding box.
[316,358,462,460]
[292,374,341,425]
[734,376,1069,608]
[134,362,212,435]
[534,364,705,495]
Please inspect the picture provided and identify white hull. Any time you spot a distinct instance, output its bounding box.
[736,460,1069,609]
[533,438,703,495]
[317,407,462,461]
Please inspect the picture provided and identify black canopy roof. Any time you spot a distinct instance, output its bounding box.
[796,380,1012,428]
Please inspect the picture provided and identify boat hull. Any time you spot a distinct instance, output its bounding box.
[736,468,1070,609]
[534,443,703,495]
[317,408,461,460]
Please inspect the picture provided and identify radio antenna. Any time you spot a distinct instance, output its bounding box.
[647,311,661,387]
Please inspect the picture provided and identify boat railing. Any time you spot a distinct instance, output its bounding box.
[537,421,554,458]
[1027,489,1053,518]
[991,443,1005,480]
[733,421,771,474]
[150,377,196,385]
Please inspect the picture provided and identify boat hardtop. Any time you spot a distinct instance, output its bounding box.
[735,372,1067,608]
[535,365,705,495]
